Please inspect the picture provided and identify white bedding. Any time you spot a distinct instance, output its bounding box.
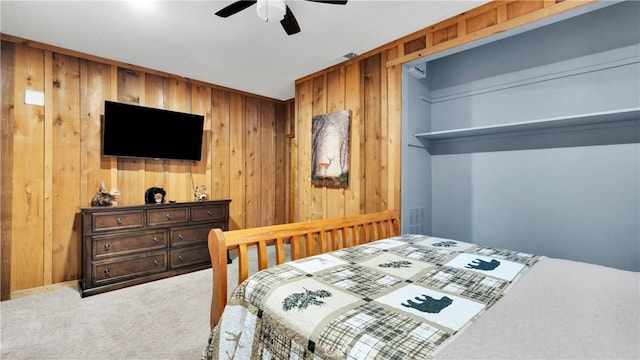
[435,257,640,359]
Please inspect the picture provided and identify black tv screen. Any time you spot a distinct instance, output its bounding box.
[102,101,204,161]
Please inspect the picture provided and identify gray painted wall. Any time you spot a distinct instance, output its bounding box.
[402,68,431,235]
[431,144,639,271]
[402,1,640,271]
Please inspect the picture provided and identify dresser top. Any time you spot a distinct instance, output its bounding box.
[81,199,232,213]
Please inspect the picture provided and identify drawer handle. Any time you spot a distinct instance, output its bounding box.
[104,243,110,251]
[153,259,159,266]
[104,268,110,276]
[178,234,184,240]
[153,237,159,243]
[116,218,122,225]
[178,255,184,262]
[206,210,212,215]
[165,213,172,220]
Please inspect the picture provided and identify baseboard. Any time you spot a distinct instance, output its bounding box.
[9,280,79,300]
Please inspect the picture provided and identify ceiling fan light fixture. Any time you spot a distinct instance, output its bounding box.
[256,0,286,22]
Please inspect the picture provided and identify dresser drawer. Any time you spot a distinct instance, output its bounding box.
[170,245,210,269]
[92,230,168,259]
[171,223,222,247]
[91,210,145,232]
[93,252,167,285]
[191,205,227,223]
[147,207,189,226]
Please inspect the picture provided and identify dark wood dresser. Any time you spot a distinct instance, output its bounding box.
[80,199,231,297]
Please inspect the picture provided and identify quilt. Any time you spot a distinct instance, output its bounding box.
[203,234,540,359]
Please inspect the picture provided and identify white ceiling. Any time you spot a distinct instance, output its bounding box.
[1,0,489,101]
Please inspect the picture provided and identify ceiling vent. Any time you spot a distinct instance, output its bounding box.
[342,52,358,60]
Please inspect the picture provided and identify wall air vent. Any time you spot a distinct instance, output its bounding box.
[408,207,426,234]
[408,64,426,79]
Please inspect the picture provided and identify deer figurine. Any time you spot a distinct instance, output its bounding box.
[194,185,207,202]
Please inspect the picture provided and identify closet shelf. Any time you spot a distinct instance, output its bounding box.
[414,108,640,141]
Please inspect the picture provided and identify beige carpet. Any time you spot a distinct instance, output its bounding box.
[0,248,259,360]
[0,269,214,359]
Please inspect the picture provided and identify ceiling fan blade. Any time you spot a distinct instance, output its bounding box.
[305,0,348,4]
[215,0,257,18]
[280,6,301,35]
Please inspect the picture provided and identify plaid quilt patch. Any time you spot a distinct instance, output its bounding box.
[238,265,305,304]
[317,265,403,297]
[317,302,448,359]
[415,266,509,305]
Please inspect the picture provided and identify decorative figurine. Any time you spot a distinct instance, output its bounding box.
[109,187,121,206]
[91,181,113,207]
[145,187,166,204]
[194,185,207,201]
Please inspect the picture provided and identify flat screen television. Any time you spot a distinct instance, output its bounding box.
[102,101,204,161]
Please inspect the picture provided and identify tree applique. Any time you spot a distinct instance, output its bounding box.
[432,240,458,247]
[466,258,500,271]
[402,294,453,313]
[224,330,242,358]
[282,288,332,312]
[379,260,412,268]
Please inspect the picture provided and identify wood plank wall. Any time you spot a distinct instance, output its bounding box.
[291,0,595,221]
[0,38,292,298]
[1,0,594,298]
[291,55,399,222]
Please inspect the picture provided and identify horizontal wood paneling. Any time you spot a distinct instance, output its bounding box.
[385,0,595,67]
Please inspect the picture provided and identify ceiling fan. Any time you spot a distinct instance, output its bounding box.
[215,0,348,35]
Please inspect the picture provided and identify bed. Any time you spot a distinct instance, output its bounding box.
[203,210,639,359]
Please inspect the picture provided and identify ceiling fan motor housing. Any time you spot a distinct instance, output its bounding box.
[257,0,286,22]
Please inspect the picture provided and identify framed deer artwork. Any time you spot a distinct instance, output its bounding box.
[311,110,351,188]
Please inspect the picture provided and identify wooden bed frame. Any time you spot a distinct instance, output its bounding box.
[207,209,400,329]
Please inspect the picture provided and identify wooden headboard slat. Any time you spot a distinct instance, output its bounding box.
[340,227,348,248]
[363,223,371,245]
[238,244,249,283]
[330,228,339,249]
[305,232,315,257]
[291,235,301,260]
[208,209,400,328]
[275,237,286,264]
[257,242,268,271]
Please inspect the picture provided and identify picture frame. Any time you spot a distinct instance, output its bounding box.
[311,110,351,188]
